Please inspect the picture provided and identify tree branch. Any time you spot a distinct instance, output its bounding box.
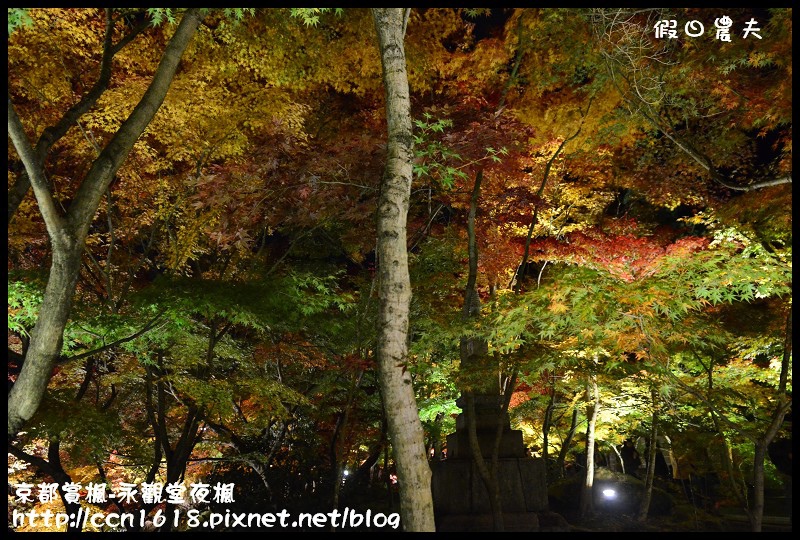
[592,9,792,194]
[7,9,150,222]
[510,98,593,291]
[462,170,483,320]
[58,309,166,364]
[7,97,70,246]
[66,8,203,239]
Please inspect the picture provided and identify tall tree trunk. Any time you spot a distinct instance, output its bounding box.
[748,309,792,532]
[6,244,82,436]
[459,171,505,530]
[542,381,556,480]
[7,9,203,439]
[557,407,579,478]
[371,8,436,532]
[579,374,599,517]
[638,389,659,522]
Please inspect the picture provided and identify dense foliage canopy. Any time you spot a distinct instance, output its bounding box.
[8,7,791,532]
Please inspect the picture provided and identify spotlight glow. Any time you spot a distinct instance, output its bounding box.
[602,488,617,499]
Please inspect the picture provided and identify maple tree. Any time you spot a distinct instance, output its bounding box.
[8,8,205,440]
[370,8,437,531]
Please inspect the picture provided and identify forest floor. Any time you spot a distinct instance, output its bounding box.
[548,469,792,533]
[563,509,792,533]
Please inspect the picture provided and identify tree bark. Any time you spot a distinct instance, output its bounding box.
[7,9,150,223]
[371,8,436,532]
[543,381,556,480]
[638,390,659,522]
[579,373,599,517]
[748,309,792,532]
[557,407,579,478]
[7,8,203,439]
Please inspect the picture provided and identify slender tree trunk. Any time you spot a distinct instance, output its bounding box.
[749,443,766,531]
[749,309,792,532]
[459,171,504,530]
[638,390,658,522]
[6,245,81,436]
[371,8,435,532]
[557,407,579,478]
[7,9,203,439]
[543,382,556,480]
[579,374,599,517]
[610,444,624,474]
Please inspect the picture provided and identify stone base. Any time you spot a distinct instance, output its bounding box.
[431,457,548,518]
[437,512,540,532]
[446,428,527,459]
[434,393,557,531]
[445,404,528,460]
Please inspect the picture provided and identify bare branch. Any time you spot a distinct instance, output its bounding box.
[591,8,792,193]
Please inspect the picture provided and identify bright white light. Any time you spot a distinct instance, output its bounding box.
[602,488,617,499]
[343,470,349,476]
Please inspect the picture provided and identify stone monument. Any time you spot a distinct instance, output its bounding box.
[430,337,551,531]
[431,388,548,532]
[431,197,566,531]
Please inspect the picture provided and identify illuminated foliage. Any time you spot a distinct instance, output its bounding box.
[8,7,791,532]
